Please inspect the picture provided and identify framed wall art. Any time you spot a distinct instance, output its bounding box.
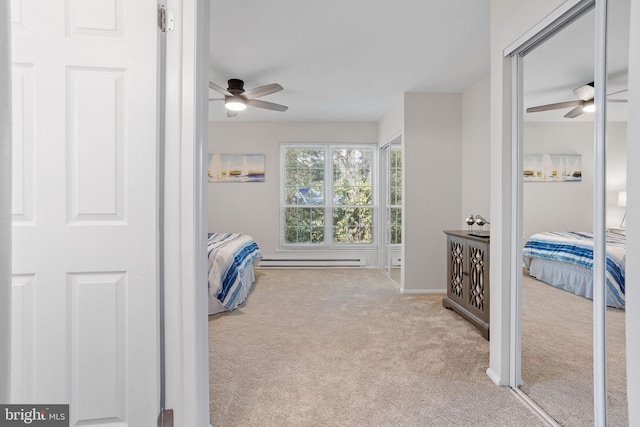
[208,154,265,183]
[523,154,582,182]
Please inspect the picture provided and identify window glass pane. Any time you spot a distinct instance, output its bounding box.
[333,149,373,206]
[390,207,402,245]
[390,147,402,244]
[284,207,324,244]
[390,148,402,206]
[285,148,324,205]
[332,207,373,243]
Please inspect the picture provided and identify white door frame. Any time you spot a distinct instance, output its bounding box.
[162,0,210,425]
[502,0,610,424]
[0,0,13,404]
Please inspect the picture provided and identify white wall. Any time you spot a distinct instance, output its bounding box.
[606,122,628,226]
[462,74,491,227]
[208,121,378,264]
[403,93,462,292]
[378,95,404,147]
[523,121,627,240]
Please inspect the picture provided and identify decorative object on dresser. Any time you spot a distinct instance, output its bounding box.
[465,214,475,231]
[471,215,490,237]
[442,230,490,339]
[464,214,491,237]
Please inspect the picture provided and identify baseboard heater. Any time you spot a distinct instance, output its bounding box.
[258,258,366,268]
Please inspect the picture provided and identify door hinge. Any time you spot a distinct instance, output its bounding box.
[157,408,174,427]
[158,5,175,32]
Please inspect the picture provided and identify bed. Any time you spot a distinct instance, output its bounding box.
[523,230,625,309]
[207,232,263,314]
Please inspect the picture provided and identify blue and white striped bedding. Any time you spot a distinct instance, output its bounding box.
[207,233,263,314]
[523,231,625,308]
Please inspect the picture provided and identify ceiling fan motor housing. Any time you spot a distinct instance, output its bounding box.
[227,78,245,94]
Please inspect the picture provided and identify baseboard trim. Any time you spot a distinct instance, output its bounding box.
[486,368,503,386]
[259,258,365,268]
[401,288,446,295]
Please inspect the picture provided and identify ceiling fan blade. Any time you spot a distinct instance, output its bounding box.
[242,83,283,99]
[226,110,238,118]
[573,82,595,101]
[564,105,585,118]
[247,99,288,112]
[526,100,582,113]
[209,81,232,96]
[608,99,628,103]
[608,88,628,97]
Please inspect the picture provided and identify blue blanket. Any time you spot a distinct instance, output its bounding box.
[207,233,263,312]
[523,231,625,308]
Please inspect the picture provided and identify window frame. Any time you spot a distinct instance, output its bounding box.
[280,143,378,249]
[389,145,402,246]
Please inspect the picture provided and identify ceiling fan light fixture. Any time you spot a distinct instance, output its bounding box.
[225,96,247,111]
[583,100,595,113]
[211,79,287,114]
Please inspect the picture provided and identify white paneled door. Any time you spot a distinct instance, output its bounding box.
[11,1,160,425]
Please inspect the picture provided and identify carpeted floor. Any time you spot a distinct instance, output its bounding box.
[520,273,627,427]
[209,269,545,426]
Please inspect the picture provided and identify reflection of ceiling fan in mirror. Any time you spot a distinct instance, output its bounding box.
[526,82,628,118]
[209,79,288,118]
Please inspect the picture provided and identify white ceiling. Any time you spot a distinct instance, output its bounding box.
[523,3,630,122]
[208,0,490,122]
[208,1,629,124]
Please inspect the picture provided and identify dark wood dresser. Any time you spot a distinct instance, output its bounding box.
[442,230,490,340]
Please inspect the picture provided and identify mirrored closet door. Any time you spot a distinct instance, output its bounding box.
[520,8,597,426]
[513,0,630,425]
[380,138,402,286]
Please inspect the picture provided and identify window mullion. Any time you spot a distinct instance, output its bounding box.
[326,145,333,247]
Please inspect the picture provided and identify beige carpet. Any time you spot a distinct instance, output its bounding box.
[209,269,544,426]
[521,273,628,426]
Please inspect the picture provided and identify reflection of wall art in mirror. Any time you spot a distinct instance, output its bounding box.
[523,154,582,182]
[208,154,265,183]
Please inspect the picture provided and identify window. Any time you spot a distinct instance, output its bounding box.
[281,144,376,247]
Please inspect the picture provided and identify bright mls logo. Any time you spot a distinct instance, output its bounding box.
[0,405,68,426]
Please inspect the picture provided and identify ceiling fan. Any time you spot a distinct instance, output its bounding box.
[209,79,288,117]
[526,82,628,118]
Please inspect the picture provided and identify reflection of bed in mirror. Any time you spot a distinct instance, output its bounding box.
[523,230,625,309]
[207,233,263,314]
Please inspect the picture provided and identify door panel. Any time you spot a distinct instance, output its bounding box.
[10,63,35,224]
[11,1,159,425]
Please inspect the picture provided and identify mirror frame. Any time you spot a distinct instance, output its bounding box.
[503,0,611,424]
[379,135,403,288]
